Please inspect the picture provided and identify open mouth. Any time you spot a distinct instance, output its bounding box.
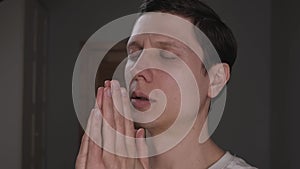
[130,92,153,110]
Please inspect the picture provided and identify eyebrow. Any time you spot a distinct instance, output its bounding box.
[127,41,142,49]
[156,41,183,50]
[127,39,184,51]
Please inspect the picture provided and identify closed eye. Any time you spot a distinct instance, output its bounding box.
[160,50,177,59]
[128,50,142,61]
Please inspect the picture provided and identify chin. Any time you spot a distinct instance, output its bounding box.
[134,119,174,136]
[134,122,151,130]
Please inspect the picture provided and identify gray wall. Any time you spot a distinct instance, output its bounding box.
[271,0,300,168]
[207,0,271,168]
[0,0,25,168]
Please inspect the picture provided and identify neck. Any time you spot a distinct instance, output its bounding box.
[148,112,225,169]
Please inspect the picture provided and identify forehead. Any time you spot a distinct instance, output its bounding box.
[129,12,204,58]
[131,12,195,42]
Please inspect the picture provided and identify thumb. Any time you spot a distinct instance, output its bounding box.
[136,128,149,169]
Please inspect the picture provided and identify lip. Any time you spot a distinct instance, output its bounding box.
[130,91,155,110]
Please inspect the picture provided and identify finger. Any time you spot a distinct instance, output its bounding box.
[95,87,104,109]
[77,133,89,158]
[136,128,149,169]
[75,109,94,169]
[111,80,125,134]
[77,105,95,157]
[104,80,111,87]
[120,87,137,157]
[111,80,127,156]
[76,87,104,169]
[121,87,135,137]
[88,109,102,149]
[86,108,103,168]
[102,87,116,156]
[75,134,89,169]
[78,108,93,155]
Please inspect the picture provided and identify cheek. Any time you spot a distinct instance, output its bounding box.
[188,60,210,99]
[156,73,181,110]
[124,61,135,86]
[195,74,210,110]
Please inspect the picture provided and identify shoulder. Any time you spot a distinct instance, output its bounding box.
[209,152,258,169]
[226,154,257,169]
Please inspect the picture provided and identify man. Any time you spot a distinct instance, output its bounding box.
[75,0,257,168]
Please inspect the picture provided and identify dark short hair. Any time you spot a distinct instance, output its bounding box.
[140,0,237,70]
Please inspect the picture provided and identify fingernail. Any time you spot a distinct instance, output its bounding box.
[137,128,145,138]
[104,80,110,87]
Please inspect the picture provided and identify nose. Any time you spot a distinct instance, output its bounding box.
[129,49,154,83]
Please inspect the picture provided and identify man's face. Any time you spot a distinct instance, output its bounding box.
[125,14,211,135]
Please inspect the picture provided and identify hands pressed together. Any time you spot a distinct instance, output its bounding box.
[75,80,150,169]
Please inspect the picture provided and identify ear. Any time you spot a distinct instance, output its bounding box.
[208,63,230,98]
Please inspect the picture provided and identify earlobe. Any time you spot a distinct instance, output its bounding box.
[208,63,230,98]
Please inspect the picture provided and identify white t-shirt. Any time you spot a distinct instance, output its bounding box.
[208,152,258,169]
